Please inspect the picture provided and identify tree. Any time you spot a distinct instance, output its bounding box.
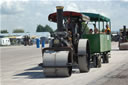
[36,24,44,32]
[36,24,53,33]
[0,30,8,33]
[13,29,24,33]
[44,25,53,33]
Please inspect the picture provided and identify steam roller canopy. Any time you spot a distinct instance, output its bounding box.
[43,51,72,77]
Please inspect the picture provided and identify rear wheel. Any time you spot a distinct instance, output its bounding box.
[103,53,109,63]
[78,39,90,72]
[93,55,101,68]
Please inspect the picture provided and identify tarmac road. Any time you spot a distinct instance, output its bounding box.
[0,42,128,85]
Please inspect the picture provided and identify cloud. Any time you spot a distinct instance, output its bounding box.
[36,12,41,16]
[0,0,128,33]
[85,8,109,17]
[0,0,29,5]
[0,0,30,15]
[121,0,128,2]
[66,3,80,12]
[0,1,25,15]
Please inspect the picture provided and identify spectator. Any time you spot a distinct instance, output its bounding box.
[105,24,111,34]
[93,24,99,34]
[89,29,93,34]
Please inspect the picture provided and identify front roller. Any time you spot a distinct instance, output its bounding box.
[119,42,128,50]
[43,51,72,77]
[78,39,90,72]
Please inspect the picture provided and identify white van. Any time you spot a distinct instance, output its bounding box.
[0,38,11,46]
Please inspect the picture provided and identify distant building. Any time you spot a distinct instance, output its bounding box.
[0,32,51,45]
[0,38,11,46]
[0,32,51,38]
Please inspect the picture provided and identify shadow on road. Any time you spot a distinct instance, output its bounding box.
[14,62,101,79]
[25,66,42,71]
[14,64,90,79]
[14,72,45,79]
[14,66,80,79]
[14,66,46,79]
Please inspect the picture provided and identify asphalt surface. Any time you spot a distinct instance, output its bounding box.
[0,42,128,85]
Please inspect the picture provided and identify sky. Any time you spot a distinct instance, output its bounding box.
[0,0,128,33]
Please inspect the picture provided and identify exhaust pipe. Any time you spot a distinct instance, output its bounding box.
[56,6,64,31]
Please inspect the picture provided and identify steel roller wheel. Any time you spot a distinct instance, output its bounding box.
[119,42,128,50]
[43,51,72,77]
[78,39,90,72]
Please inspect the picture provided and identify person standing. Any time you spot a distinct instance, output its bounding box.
[105,24,111,34]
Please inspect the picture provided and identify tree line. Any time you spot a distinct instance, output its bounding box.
[0,24,96,34]
[0,29,25,33]
[0,24,54,33]
[36,24,53,33]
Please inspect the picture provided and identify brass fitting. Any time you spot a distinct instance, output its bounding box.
[56,6,64,9]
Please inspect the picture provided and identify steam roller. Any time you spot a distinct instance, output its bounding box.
[42,6,90,77]
[119,25,128,50]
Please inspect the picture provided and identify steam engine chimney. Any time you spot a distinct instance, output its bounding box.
[56,6,64,31]
[123,25,126,36]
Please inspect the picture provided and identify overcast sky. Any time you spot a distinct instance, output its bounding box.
[0,0,128,33]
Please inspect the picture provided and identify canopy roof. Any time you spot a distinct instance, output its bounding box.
[81,12,110,22]
[48,11,90,22]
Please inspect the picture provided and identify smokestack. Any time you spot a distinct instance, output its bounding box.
[56,6,64,31]
[123,25,126,36]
